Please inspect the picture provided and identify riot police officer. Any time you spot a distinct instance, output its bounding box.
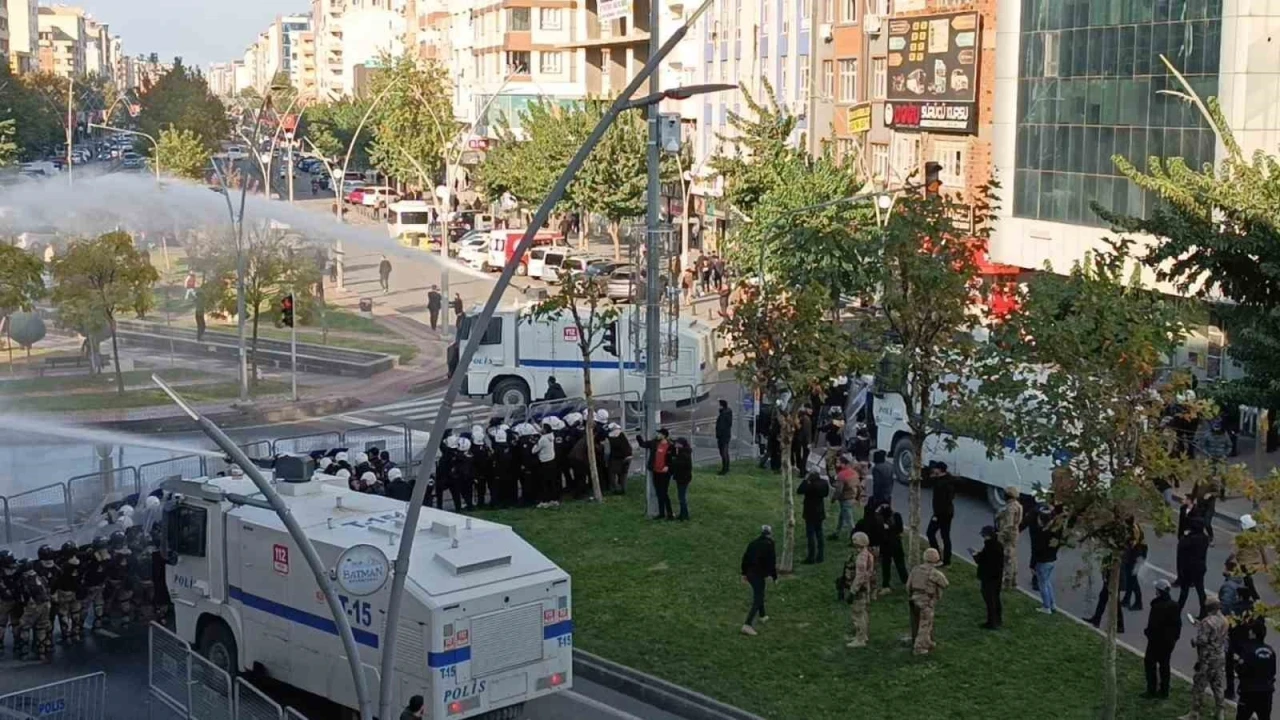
[105,531,134,630]
[83,536,110,631]
[33,545,58,587]
[52,542,83,643]
[0,550,19,655]
[129,532,155,623]
[18,562,52,662]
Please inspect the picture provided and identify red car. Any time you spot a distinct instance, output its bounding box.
[344,185,367,204]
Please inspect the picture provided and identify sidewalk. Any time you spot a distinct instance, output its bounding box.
[1207,432,1275,522]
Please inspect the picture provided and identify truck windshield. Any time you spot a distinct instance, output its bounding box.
[396,212,432,224]
[459,316,503,344]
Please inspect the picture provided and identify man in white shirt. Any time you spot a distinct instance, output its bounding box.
[535,423,559,508]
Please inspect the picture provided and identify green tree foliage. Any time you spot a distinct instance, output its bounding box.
[8,311,46,361]
[152,127,210,180]
[969,241,1218,719]
[0,69,70,159]
[474,100,579,211]
[850,184,999,564]
[531,272,623,501]
[719,282,865,573]
[0,244,46,314]
[300,98,372,166]
[135,60,228,152]
[51,232,159,393]
[366,53,454,186]
[712,84,871,302]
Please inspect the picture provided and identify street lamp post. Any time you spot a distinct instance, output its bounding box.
[373,6,728,715]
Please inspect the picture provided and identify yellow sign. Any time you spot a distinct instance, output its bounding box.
[847,104,872,134]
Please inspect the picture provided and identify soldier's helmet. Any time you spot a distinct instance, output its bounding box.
[851,532,870,548]
[0,549,14,570]
[108,531,126,549]
[923,548,941,564]
[37,545,55,562]
[92,535,108,551]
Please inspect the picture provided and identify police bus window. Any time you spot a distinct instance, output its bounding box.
[169,506,208,558]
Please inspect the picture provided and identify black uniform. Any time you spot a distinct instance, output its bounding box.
[472,439,492,507]
[490,433,515,507]
[927,470,957,565]
[974,535,1004,629]
[1235,635,1276,720]
[1143,590,1182,698]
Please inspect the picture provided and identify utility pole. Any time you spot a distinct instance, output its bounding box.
[66,76,74,187]
[643,0,663,517]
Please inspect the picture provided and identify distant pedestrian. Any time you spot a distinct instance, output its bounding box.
[906,548,949,655]
[715,400,733,475]
[926,462,956,566]
[1233,621,1276,720]
[534,422,560,508]
[638,429,674,520]
[796,471,830,564]
[1187,596,1230,720]
[1086,554,1127,633]
[870,450,894,509]
[1029,504,1062,614]
[791,407,812,472]
[1120,517,1148,611]
[1142,579,1181,699]
[995,486,1023,590]
[544,376,567,401]
[400,695,425,720]
[718,284,730,317]
[672,437,693,520]
[184,271,198,300]
[606,424,632,494]
[427,285,442,330]
[451,292,464,322]
[876,504,907,594]
[378,255,392,292]
[843,531,874,648]
[1178,518,1211,618]
[740,525,777,636]
[697,254,711,294]
[1222,560,1259,700]
[972,525,1004,630]
[828,455,860,540]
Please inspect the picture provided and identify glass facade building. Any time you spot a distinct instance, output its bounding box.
[1013,0,1222,226]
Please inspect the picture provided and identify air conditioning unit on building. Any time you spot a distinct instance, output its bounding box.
[865,14,883,34]
[819,23,833,42]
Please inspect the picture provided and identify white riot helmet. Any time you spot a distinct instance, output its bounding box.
[318,456,333,470]
[546,416,566,431]
[336,451,349,463]
[119,505,134,517]
[595,408,609,423]
[388,468,403,480]
[608,422,623,438]
[145,495,161,510]
[563,412,584,427]
[1241,514,1258,531]
[445,435,459,450]
[492,428,508,444]
[360,471,376,483]
[336,468,351,479]
[472,424,486,441]
[354,452,367,465]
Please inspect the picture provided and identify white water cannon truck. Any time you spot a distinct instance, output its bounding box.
[160,468,573,720]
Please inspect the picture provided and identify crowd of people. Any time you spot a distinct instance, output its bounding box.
[0,511,167,663]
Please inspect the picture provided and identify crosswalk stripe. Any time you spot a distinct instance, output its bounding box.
[354,389,495,424]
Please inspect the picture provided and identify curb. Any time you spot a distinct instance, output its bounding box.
[67,396,364,433]
[573,649,766,720]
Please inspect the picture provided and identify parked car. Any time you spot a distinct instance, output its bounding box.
[343,182,368,204]
[456,233,492,270]
[606,264,637,301]
[545,254,613,284]
[225,145,246,161]
[360,186,398,207]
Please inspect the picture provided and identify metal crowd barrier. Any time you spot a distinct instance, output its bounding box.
[0,671,106,720]
[67,467,140,525]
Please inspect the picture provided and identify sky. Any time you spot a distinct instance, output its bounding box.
[76,0,307,69]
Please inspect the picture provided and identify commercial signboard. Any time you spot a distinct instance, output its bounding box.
[886,11,980,105]
[846,103,872,134]
[883,101,976,133]
[598,0,631,22]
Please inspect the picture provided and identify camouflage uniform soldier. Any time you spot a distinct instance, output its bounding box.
[82,537,110,630]
[996,486,1023,590]
[18,564,52,662]
[0,551,18,655]
[906,548,950,655]
[1183,596,1229,720]
[843,532,875,648]
[52,543,84,643]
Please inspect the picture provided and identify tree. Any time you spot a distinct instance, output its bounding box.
[51,232,159,393]
[8,311,46,362]
[719,282,864,573]
[367,53,454,187]
[135,60,228,152]
[300,98,373,166]
[152,127,210,180]
[850,184,999,564]
[0,70,71,159]
[530,272,623,502]
[474,99,580,212]
[0,243,45,369]
[968,241,1218,719]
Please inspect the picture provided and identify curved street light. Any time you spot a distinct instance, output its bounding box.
[87,122,159,183]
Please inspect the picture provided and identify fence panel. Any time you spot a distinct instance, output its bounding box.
[284,709,311,720]
[234,677,283,720]
[0,671,106,720]
[204,441,273,478]
[691,380,754,467]
[67,467,139,525]
[343,423,412,469]
[138,455,208,496]
[2,482,71,545]
[189,651,233,720]
[272,432,342,458]
[149,622,190,714]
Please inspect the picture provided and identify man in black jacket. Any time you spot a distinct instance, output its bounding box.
[1177,519,1211,618]
[544,376,567,401]
[1029,504,1061,613]
[972,525,1004,629]
[797,471,831,564]
[740,525,778,636]
[716,400,733,475]
[926,462,957,566]
[1143,579,1182,699]
[870,450,894,509]
[1235,620,1277,720]
[426,286,442,331]
[791,406,812,472]
[876,503,908,594]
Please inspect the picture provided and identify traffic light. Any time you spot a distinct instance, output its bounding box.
[602,322,618,356]
[281,293,295,327]
[924,161,943,197]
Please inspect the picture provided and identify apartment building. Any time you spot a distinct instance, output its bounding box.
[38,6,86,78]
[309,0,405,99]
[109,35,130,88]
[290,31,318,99]
[0,1,10,62]
[84,18,106,76]
[8,0,36,74]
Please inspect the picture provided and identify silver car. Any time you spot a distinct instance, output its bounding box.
[606,264,637,301]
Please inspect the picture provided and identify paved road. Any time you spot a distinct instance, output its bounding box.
[0,627,682,720]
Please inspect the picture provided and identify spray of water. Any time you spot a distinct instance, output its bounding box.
[0,413,224,457]
[0,172,494,282]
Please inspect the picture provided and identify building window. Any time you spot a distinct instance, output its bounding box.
[935,140,967,188]
[761,0,769,29]
[799,63,810,101]
[822,60,834,99]
[508,7,531,31]
[837,138,856,165]
[892,133,920,183]
[505,51,530,74]
[779,69,788,101]
[867,0,889,15]
[1042,31,1059,78]
[782,17,790,35]
[872,57,886,99]
[539,51,563,75]
[539,8,563,30]
[800,0,812,23]
[838,58,858,102]
[844,0,857,24]
[871,143,889,182]
[823,0,835,22]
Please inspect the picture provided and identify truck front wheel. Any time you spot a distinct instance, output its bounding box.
[891,436,914,486]
[492,378,531,407]
[197,619,239,678]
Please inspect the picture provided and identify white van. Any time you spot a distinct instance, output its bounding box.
[460,303,717,406]
[387,200,436,240]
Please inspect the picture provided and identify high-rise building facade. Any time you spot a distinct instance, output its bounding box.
[8,0,38,75]
[37,6,87,78]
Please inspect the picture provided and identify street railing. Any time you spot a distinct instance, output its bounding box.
[0,671,106,720]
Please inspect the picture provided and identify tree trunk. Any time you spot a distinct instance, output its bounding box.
[908,432,925,565]
[5,321,12,375]
[778,409,798,575]
[608,220,622,262]
[1101,559,1120,720]
[108,320,125,394]
[250,304,261,388]
[578,208,588,251]
[582,361,604,502]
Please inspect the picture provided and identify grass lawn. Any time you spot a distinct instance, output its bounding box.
[477,465,1190,720]
[0,368,203,395]
[255,327,418,364]
[310,307,391,335]
[3,380,290,412]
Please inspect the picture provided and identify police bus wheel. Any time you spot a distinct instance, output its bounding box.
[492,378,530,407]
[480,704,523,720]
[987,485,1006,512]
[891,436,914,486]
[197,620,238,678]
